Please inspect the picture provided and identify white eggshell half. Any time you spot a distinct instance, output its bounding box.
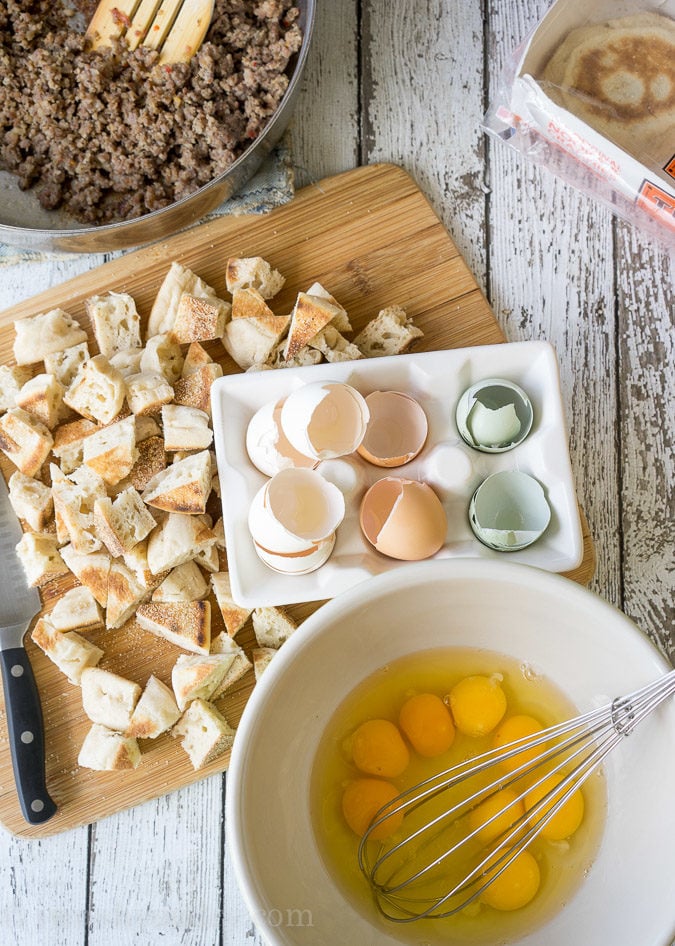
[253,533,336,575]
[246,398,316,477]
[280,381,369,461]
[248,481,318,555]
[357,390,428,467]
[264,467,346,545]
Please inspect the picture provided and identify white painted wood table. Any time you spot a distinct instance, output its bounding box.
[1,1,673,944]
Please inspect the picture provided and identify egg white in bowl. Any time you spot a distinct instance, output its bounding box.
[226,559,675,946]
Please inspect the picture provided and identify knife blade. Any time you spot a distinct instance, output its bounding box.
[0,472,57,825]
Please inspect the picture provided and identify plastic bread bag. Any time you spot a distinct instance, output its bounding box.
[483,0,675,245]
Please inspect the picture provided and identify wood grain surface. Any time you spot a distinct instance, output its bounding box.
[0,163,594,839]
[0,0,672,943]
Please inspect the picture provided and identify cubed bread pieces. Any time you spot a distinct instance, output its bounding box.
[305,282,352,332]
[8,470,53,531]
[128,435,167,491]
[122,537,169,591]
[31,617,103,684]
[106,560,150,629]
[147,261,221,339]
[210,633,253,698]
[86,291,141,358]
[126,675,181,739]
[230,286,276,321]
[267,340,322,369]
[81,667,142,731]
[59,544,112,607]
[146,512,216,574]
[172,698,236,769]
[82,414,138,485]
[353,305,424,357]
[44,342,90,388]
[169,293,231,344]
[47,586,102,632]
[16,374,65,442]
[141,449,212,514]
[63,354,126,425]
[308,325,363,363]
[170,655,234,711]
[225,257,285,299]
[210,572,252,638]
[181,341,213,378]
[0,364,32,413]
[50,463,106,554]
[222,311,290,370]
[51,418,98,474]
[15,531,68,586]
[161,405,213,452]
[13,308,87,366]
[125,371,174,416]
[78,724,141,771]
[0,408,53,476]
[136,600,211,654]
[283,292,344,360]
[109,347,143,379]
[252,606,298,649]
[93,487,156,557]
[135,415,161,442]
[193,542,219,573]
[172,363,222,417]
[140,334,183,383]
[252,647,276,681]
[152,561,208,603]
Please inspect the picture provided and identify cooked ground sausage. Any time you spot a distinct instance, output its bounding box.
[0,0,302,224]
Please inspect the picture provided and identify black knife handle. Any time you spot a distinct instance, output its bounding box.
[0,646,57,824]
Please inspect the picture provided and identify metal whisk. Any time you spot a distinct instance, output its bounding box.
[358,669,675,922]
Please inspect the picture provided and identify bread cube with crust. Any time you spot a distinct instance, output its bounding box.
[16,531,68,586]
[222,310,290,371]
[140,334,183,383]
[51,463,107,554]
[63,354,126,425]
[252,647,276,681]
[210,572,252,638]
[31,618,103,685]
[8,470,54,532]
[78,724,141,771]
[305,282,351,332]
[94,487,156,558]
[125,371,174,416]
[172,363,222,418]
[106,560,149,629]
[136,599,211,655]
[83,414,138,485]
[86,291,141,358]
[225,257,285,299]
[147,261,221,339]
[161,404,213,452]
[126,675,181,739]
[0,408,53,476]
[308,325,363,363]
[59,544,112,607]
[181,342,213,378]
[81,667,142,731]
[169,293,231,344]
[353,305,423,358]
[13,308,87,366]
[171,655,233,711]
[146,512,216,575]
[210,633,252,698]
[0,365,32,414]
[152,561,209,603]
[141,449,212,515]
[44,342,90,389]
[122,537,169,592]
[128,435,167,491]
[172,698,236,769]
[51,418,98,474]
[252,606,298,649]
[47,586,102,633]
[283,292,345,360]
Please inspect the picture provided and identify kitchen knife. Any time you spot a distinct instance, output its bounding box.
[0,472,56,824]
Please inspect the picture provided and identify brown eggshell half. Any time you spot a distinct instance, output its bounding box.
[357,391,428,467]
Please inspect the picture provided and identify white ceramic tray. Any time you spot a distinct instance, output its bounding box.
[211,340,583,607]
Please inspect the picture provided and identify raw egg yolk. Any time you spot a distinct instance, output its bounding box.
[351,719,410,777]
[398,693,455,757]
[481,849,541,911]
[341,778,403,840]
[525,774,584,841]
[468,788,525,844]
[449,675,507,737]
[492,714,544,773]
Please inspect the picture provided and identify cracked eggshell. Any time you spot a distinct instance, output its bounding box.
[360,476,447,561]
[456,379,533,453]
[279,381,369,461]
[246,398,317,477]
[357,390,428,467]
[469,470,551,551]
[253,533,336,576]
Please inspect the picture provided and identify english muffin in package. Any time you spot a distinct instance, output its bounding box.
[484,0,675,243]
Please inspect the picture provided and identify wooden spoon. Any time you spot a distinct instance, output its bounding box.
[86,0,215,64]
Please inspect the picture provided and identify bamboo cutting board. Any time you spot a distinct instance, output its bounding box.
[0,163,595,838]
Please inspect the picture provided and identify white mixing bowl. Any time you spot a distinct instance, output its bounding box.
[226,559,675,946]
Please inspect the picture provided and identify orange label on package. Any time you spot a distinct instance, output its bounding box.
[636,181,675,230]
[665,155,675,180]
